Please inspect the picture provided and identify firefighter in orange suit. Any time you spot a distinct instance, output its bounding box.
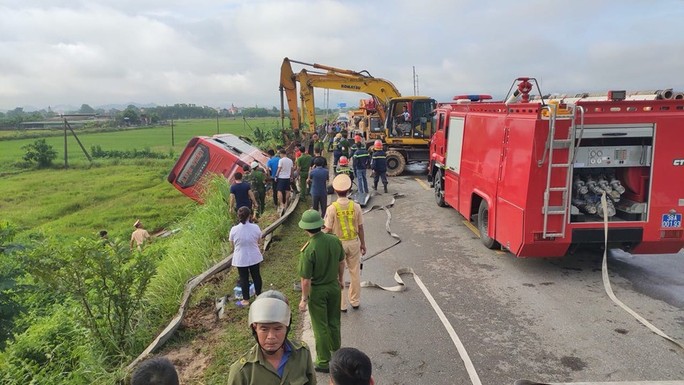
[323,174,366,312]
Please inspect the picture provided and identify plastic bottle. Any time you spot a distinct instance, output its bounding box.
[233,282,256,300]
[233,285,243,300]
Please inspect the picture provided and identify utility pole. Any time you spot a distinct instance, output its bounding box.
[216,109,220,134]
[413,66,417,96]
[171,118,175,146]
[64,118,68,168]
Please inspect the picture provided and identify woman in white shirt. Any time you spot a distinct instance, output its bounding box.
[230,206,264,307]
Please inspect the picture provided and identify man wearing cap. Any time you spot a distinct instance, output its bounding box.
[298,209,345,373]
[227,291,316,384]
[130,220,151,251]
[324,174,366,313]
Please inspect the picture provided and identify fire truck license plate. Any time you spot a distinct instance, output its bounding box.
[661,213,682,228]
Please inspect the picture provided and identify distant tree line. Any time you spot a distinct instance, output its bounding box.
[0,103,338,129]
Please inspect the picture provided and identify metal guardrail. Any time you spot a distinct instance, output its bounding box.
[126,192,301,372]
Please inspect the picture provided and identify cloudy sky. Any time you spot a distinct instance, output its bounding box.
[1,0,683,112]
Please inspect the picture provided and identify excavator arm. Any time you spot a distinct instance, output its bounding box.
[281,58,403,133]
[279,58,302,134]
[297,70,318,134]
[299,72,401,124]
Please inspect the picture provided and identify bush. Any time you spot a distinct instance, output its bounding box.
[23,237,160,358]
[22,139,57,168]
[0,306,114,385]
[90,145,172,160]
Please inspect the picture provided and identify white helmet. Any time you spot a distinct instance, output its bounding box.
[251,161,259,169]
[258,290,289,304]
[248,297,291,327]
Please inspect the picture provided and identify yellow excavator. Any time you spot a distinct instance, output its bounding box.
[279,57,436,176]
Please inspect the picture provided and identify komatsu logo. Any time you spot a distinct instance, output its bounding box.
[341,84,361,90]
[674,159,684,166]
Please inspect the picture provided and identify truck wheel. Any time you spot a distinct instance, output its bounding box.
[434,170,447,207]
[385,150,406,177]
[477,200,499,249]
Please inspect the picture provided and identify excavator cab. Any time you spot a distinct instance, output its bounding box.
[386,98,436,140]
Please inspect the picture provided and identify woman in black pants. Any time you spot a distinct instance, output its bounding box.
[229,206,264,307]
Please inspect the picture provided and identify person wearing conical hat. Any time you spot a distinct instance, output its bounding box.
[323,174,365,313]
[297,209,345,373]
[130,219,151,251]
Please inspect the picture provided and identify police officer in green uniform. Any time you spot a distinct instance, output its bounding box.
[298,209,346,373]
[227,290,316,384]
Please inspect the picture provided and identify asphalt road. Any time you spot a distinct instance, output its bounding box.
[305,168,684,385]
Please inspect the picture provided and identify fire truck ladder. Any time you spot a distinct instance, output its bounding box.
[539,104,585,239]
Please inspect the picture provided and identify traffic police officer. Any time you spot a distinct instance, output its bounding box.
[370,140,388,193]
[324,174,366,312]
[298,209,345,373]
[227,291,316,384]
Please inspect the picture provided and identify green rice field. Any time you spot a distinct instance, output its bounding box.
[0,117,280,239]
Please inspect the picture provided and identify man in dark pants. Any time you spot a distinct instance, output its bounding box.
[308,158,329,217]
[267,149,280,207]
[298,209,345,373]
[370,140,388,193]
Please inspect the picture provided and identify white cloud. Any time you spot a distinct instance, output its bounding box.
[0,0,683,111]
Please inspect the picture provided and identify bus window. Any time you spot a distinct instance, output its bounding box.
[176,143,210,188]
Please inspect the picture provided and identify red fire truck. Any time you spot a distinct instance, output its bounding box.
[429,77,684,257]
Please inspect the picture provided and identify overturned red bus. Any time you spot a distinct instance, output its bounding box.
[167,134,270,203]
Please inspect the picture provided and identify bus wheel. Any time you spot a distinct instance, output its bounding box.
[477,200,499,249]
[434,170,447,207]
[385,150,406,176]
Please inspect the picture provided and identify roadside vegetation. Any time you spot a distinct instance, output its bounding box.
[0,117,308,383]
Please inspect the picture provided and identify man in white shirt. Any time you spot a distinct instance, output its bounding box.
[275,149,294,212]
[398,105,410,122]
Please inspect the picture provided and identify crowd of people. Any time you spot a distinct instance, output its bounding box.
[227,127,382,384]
[130,126,386,384]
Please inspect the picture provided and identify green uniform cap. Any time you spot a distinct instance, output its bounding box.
[299,209,325,230]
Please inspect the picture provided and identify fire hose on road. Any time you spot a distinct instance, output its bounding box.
[357,189,683,385]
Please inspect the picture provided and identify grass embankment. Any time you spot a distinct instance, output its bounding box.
[0,118,305,383]
[133,176,310,384]
[200,204,310,384]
